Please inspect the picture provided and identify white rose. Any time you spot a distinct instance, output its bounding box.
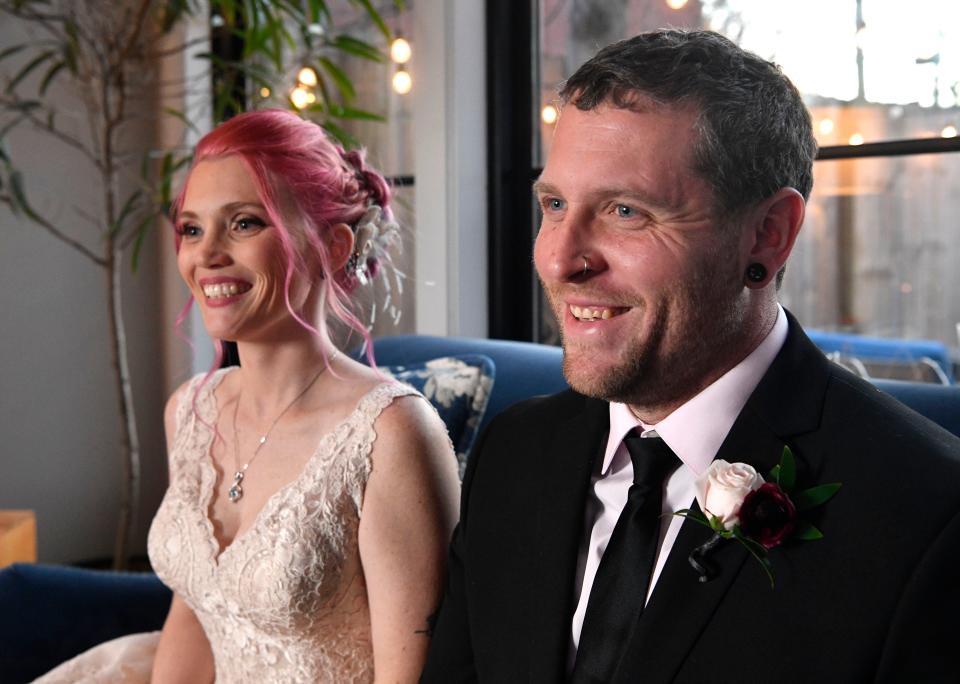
[695,460,764,530]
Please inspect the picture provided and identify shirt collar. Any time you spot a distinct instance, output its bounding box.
[602,305,788,476]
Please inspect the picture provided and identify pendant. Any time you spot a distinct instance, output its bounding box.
[228,470,244,503]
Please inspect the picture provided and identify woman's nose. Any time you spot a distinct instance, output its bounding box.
[198,231,231,268]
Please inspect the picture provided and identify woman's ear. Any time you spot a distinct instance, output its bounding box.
[327,222,355,272]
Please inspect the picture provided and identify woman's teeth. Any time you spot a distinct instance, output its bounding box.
[203,282,247,299]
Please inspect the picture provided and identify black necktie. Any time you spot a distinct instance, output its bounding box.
[571,433,681,683]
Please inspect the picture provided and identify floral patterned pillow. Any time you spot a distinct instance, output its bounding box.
[383,355,495,478]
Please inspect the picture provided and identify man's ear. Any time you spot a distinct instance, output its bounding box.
[326,222,355,272]
[742,187,805,288]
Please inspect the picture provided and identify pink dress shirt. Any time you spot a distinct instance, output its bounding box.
[568,306,789,663]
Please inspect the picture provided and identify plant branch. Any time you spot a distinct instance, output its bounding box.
[1,194,106,265]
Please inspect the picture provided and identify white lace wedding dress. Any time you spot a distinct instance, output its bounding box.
[36,368,422,684]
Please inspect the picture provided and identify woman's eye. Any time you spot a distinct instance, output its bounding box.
[234,216,266,232]
[178,224,201,238]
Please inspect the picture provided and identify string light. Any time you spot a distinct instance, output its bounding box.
[941,125,958,138]
[259,86,271,98]
[390,37,412,64]
[818,118,835,135]
[392,69,412,95]
[290,86,312,109]
[297,67,318,87]
[666,0,689,8]
[848,132,864,145]
[541,104,558,125]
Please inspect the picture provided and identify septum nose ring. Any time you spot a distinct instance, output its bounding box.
[582,255,590,276]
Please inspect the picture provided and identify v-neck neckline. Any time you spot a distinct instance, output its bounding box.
[193,368,394,568]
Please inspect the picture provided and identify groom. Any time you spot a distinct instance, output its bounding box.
[422,30,960,683]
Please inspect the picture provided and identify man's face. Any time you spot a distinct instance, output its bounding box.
[533,103,752,414]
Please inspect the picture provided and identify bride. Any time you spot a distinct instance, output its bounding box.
[38,109,460,683]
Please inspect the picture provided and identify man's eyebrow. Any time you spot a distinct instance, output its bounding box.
[531,179,558,198]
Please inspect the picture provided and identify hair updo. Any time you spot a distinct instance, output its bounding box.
[171,108,395,366]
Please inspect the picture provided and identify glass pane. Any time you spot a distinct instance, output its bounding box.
[781,153,960,381]
[536,0,960,159]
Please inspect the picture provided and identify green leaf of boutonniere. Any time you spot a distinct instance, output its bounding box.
[732,527,775,587]
[792,520,824,541]
[774,446,797,491]
[794,483,842,511]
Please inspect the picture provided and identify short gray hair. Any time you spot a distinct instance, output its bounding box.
[560,29,817,219]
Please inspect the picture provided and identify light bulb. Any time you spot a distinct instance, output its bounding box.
[941,125,958,138]
[848,132,864,145]
[818,118,834,135]
[259,87,271,98]
[297,67,318,87]
[666,0,688,8]
[390,37,412,64]
[392,69,412,95]
[290,86,311,110]
[541,104,558,125]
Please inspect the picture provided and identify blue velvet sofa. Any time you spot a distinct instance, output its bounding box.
[3,335,958,682]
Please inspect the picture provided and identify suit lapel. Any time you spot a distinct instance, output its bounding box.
[528,394,608,682]
[614,313,832,683]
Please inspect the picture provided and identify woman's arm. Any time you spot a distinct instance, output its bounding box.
[151,386,215,684]
[151,594,215,683]
[358,396,461,683]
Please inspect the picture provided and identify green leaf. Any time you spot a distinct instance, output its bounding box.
[794,483,841,511]
[777,445,796,491]
[0,44,28,65]
[350,0,390,40]
[129,212,156,272]
[733,527,775,588]
[8,170,49,226]
[6,49,56,94]
[163,107,200,135]
[331,105,385,123]
[318,56,355,101]
[110,190,143,238]
[320,120,358,148]
[330,34,385,63]
[793,520,824,541]
[38,60,65,96]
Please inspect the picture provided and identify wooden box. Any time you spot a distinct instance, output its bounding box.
[0,510,37,567]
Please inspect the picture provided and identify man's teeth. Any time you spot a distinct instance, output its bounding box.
[570,305,616,321]
[203,282,244,299]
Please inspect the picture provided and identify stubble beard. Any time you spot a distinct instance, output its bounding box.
[554,260,747,412]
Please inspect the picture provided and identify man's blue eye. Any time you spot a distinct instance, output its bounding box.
[547,198,565,211]
[616,205,635,217]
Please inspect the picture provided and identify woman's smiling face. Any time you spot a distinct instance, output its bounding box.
[176,155,309,343]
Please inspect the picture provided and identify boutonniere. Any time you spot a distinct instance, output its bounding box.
[674,446,841,587]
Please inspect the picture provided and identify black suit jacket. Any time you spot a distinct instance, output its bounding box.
[422,316,960,683]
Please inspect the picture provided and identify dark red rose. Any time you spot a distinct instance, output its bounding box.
[738,482,797,549]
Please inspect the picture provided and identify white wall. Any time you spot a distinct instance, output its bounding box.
[0,15,194,564]
[413,0,488,337]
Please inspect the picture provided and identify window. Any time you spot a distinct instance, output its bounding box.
[488,0,960,380]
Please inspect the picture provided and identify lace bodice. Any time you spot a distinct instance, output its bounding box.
[147,369,419,683]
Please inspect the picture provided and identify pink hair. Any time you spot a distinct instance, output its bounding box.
[171,109,394,373]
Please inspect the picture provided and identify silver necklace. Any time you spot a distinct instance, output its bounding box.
[228,352,338,503]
